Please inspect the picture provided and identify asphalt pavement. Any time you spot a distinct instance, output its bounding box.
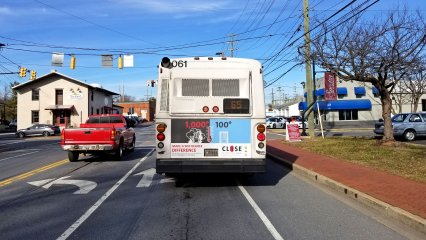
[0,124,424,239]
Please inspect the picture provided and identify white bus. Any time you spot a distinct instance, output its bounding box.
[155,57,266,173]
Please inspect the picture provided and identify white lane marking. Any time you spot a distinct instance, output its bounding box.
[28,176,97,194]
[0,141,23,146]
[237,182,284,240]
[134,168,175,187]
[57,149,154,240]
[135,168,156,187]
[0,151,39,162]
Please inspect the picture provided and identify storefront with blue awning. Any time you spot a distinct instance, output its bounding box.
[299,78,384,128]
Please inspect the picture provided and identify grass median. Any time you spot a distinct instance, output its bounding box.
[283,137,426,183]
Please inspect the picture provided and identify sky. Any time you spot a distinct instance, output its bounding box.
[0,0,425,104]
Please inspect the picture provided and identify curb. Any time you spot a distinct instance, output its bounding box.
[267,151,426,236]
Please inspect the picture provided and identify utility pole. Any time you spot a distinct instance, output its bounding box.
[228,33,236,57]
[303,0,315,137]
[277,86,282,105]
[271,88,275,108]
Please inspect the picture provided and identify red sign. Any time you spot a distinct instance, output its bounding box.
[286,124,301,142]
[324,72,337,100]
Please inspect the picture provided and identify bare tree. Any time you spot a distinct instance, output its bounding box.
[400,65,426,112]
[311,9,426,142]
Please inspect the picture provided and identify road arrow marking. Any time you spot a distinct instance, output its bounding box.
[134,168,175,187]
[28,176,97,194]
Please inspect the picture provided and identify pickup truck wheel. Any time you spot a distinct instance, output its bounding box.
[43,131,50,137]
[403,130,416,141]
[68,152,79,162]
[114,143,123,160]
[129,136,136,152]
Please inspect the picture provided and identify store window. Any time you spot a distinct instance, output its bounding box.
[31,111,39,123]
[338,110,358,120]
[32,89,39,101]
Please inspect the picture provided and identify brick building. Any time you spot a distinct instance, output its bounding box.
[115,100,156,121]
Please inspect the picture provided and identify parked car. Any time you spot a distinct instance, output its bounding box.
[9,119,17,129]
[16,124,61,138]
[373,113,426,141]
[266,117,286,129]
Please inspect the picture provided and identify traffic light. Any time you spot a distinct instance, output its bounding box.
[19,67,27,77]
[151,80,155,87]
[118,55,123,69]
[30,70,37,80]
[70,55,76,69]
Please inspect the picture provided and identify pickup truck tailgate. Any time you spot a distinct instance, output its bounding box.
[63,128,113,144]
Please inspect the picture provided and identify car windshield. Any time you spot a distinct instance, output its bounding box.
[392,114,409,122]
[267,118,277,122]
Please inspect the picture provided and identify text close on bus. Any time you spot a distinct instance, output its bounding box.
[155,57,266,173]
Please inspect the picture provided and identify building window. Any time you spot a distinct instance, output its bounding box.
[91,91,94,101]
[97,108,99,114]
[338,110,358,120]
[32,89,39,101]
[31,111,39,123]
[91,107,94,115]
[128,107,134,115]
[56,89,63,105]
[422,99,426,112]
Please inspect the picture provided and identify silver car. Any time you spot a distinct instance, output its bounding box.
[374,113,426,141]
[16,124,61,138]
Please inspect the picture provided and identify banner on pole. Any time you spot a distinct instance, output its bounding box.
[324,72,337,100]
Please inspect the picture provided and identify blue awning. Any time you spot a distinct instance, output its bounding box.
[299,99,372,111]
[354,87,366,95]
[316,89,324,96]
[337,87,347,95]
[314,87,346,95]
[372,87,379,94]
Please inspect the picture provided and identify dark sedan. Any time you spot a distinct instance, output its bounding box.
[16,124,61,138]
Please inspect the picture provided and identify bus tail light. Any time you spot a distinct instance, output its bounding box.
[257,132,265,141]
[256,124,265,133]
[202,106,209,112]
[157,123,167,133]
[157,133,165,141]
[212,106,219,112]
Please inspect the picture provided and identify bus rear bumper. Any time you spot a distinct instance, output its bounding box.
[156,159,266,174]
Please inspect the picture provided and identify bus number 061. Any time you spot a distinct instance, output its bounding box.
[172,60,188,68]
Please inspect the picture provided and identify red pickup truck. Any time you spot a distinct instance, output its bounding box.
[61,114,136,162]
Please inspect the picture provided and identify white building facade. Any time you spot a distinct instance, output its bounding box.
[13,72,120,130]
[299,77,426,128]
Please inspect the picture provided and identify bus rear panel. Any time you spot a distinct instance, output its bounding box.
[155,57,266,173]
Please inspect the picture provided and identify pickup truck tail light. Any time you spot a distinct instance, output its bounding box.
[60,129,65,145]
[110,129,116,140]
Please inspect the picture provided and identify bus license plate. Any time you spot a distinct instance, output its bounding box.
[204,149,218,157]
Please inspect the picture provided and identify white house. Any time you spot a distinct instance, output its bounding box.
[13,71,120,130]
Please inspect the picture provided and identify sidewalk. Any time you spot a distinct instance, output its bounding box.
[267,139,426,234]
